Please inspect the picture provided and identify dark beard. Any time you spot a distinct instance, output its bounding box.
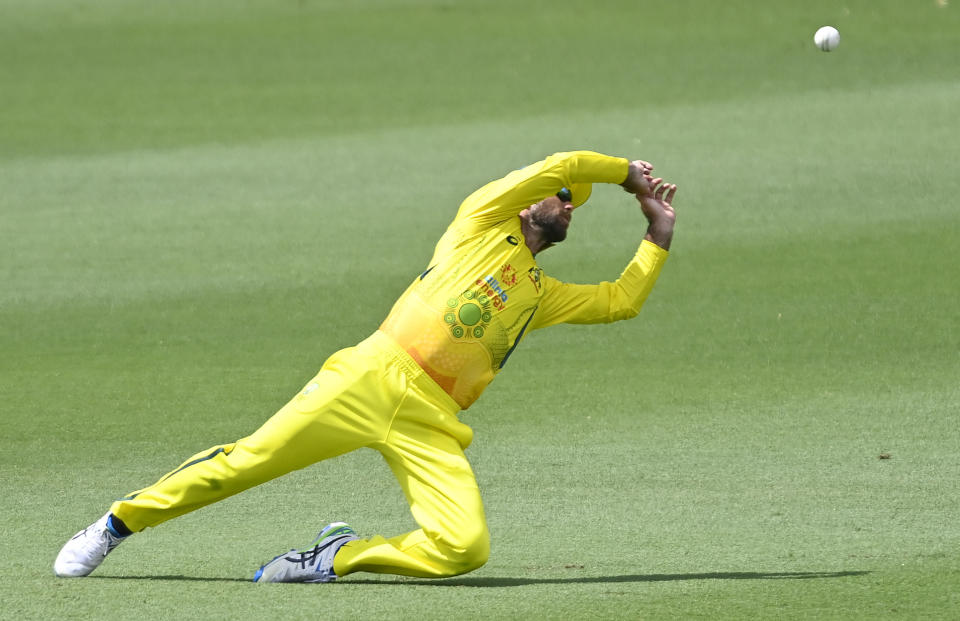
[531,209,568,243]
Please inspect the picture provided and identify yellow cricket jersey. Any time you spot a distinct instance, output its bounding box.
[380,151,669,409]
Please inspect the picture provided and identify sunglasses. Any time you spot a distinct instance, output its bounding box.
[556,187,573,203]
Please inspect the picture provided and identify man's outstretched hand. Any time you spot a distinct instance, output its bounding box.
[636,177,677,250]
[620,160,677,251]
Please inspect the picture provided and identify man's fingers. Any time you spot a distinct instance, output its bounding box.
[653,182,677,202]
[664,184,677,205]
[644,177,662,195]
[643,181,677,209]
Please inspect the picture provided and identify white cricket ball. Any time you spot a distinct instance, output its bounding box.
[813,26,840,52]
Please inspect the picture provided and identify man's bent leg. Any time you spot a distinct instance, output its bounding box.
[334,405,489,578]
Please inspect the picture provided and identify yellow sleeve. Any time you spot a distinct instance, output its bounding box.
[530,240,669,329]
[452,151,629,232]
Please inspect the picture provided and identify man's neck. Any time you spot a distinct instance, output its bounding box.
[518,214,550,256]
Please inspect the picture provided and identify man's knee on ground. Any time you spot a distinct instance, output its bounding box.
[435,524,490,576]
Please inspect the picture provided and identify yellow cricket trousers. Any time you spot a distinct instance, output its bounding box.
[110,331,490,578]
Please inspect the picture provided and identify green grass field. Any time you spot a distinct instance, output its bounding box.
[2,0,959,618]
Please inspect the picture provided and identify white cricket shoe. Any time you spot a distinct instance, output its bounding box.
[253,522,359,583]
[54,513,127,577]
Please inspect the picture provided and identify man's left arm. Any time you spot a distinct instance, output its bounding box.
[452,151,630,232]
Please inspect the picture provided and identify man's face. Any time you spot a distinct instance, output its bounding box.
[529,194,574,244]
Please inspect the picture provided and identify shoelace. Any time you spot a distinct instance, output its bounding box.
[102,533,123,556]
[81,526,122,558]
[288,534,350,570]
[291,545,322,570]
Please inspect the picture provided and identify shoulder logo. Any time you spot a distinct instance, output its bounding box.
[527,267,542,293]
[506,235,519,246]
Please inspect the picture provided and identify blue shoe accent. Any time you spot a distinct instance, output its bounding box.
[253,551,287,583]
[105,514,130,539]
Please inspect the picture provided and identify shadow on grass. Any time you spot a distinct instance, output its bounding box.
[346,570,870,587]
[93,575,252,583]
[94,570,869,586]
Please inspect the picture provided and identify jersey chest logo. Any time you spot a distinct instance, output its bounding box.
[445,288,494,339]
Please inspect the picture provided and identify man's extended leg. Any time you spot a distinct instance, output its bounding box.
[111,346,393,532]
[55,341,399,577]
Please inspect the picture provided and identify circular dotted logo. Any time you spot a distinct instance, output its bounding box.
[446,289,493,339]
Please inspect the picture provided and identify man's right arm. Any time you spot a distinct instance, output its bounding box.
[529,178,678,329]
[529,240,669,329]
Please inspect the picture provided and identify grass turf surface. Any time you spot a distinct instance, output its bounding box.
[2,0,959,618]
